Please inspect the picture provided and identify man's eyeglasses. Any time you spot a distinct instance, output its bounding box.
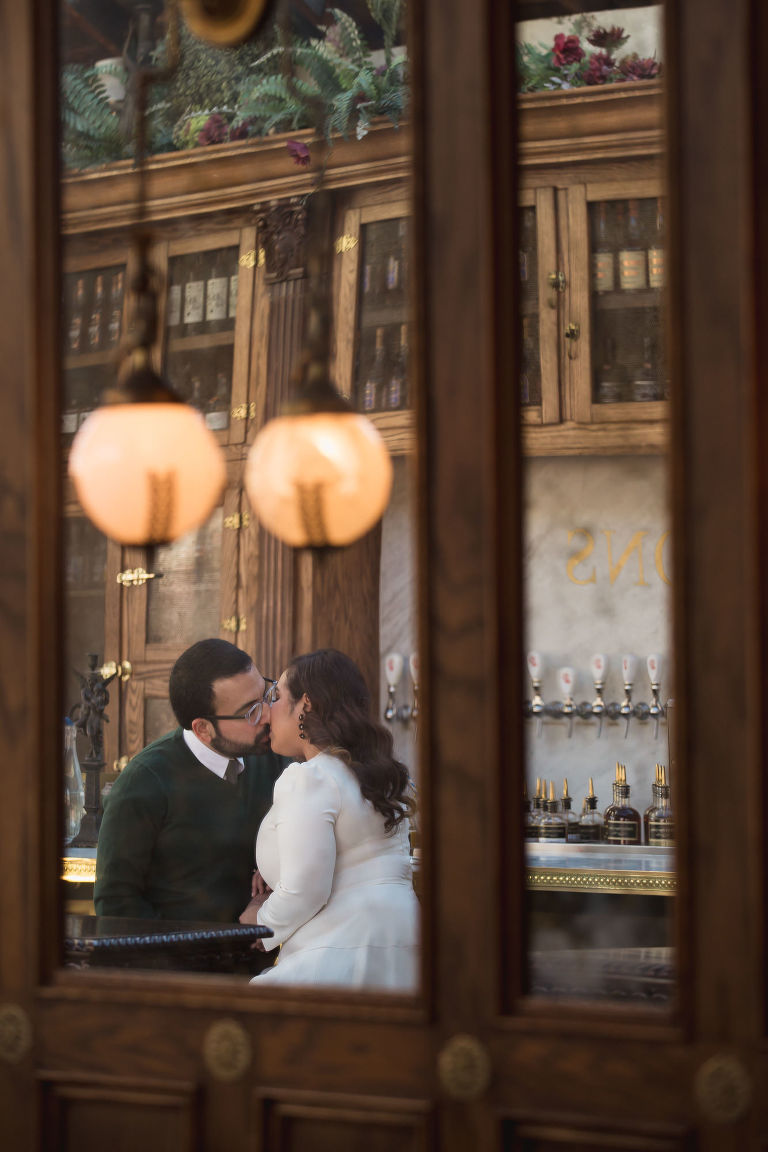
[202,678,277,727]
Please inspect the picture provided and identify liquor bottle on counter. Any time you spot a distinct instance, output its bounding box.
[205,250,229,332]
[643,762,663,843]
[578,777,604,842]
[630,334,659,402]
[592,201,616,293]
[361,327,386,412]
[603,762,641,845]
[183,254,205,336]
[619,199,648,291]
[538,780,567,842]
[87,273,105,350]
[647,197,666,289]
[647,764,674,847]
[67,276,86,353]
[560,778,581,842]
[106,269,124,346]
[385,324,408,410]
[595,334,626,404]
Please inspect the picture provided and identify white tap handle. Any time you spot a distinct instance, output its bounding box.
[408,652,419,687]
[558,666,575,699]
[527,651,543,683]
[621,653,637,685]
[384,652,404,687]
[647,653,662,685]
[590,653,607,683]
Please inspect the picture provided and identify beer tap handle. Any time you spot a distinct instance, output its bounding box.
[620,653,636,739]
[527,650,545,737]
[647,653,663,739]
[558,666,575,738]
[590,652,607,738]
[383,652,403,722]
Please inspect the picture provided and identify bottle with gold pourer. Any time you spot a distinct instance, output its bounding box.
[578,777,604,842]
[647,764,674,846]
[643,763,663,844]
[603,763,641,845]
[537,780,567,841]
[560,778,581,842]
[527,777,544,839]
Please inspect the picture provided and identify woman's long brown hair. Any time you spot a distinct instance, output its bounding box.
[286,648,415,832]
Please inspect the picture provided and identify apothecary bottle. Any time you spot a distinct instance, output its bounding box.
[647,764,674,846]
[578,780,604,843]
[537,780,567,842]
[560,779,581,843]
[603,762,641,845]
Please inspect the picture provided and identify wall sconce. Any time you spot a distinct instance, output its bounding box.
[244,190,393,549]
[383,651,419,725]
[68,2,226,546]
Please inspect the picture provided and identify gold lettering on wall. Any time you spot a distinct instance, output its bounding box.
[655,530,672,585]
[566,529,596,585]
[603,530,649,586]
[566,529,671,586]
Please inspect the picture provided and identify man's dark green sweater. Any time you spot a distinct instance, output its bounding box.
[94,729,285,922]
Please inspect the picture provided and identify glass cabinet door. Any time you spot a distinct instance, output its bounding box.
[161,228,257,446]
[518,188,560,425]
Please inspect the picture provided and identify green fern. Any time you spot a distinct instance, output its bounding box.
[60,65,129,170]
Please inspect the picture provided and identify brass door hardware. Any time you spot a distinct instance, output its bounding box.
[437,1034,491,1101]
[224,513,250,531]
[232,403,257,421]
[117,568,159,587]
[335,234,358,253]
[565,321,580,359]
[203,1018,252,1081]
[222,616,247,634]
[548,269,566,307]
[99,660,132,683]
[239,248,265,268]
[694,1053,752,1124]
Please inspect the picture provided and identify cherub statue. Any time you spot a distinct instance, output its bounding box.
[71,655,118,762]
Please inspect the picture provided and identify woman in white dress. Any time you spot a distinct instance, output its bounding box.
[240,648,419,990]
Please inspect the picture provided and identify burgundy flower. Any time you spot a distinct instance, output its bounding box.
[552,33,585,68]
[286,139,311,167]
[587,25,628,51]
[584,51,616,86]
[197,113,229,146]
[619,53,662,81]
[229,119,255,141]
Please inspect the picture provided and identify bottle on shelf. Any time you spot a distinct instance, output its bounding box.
[183,253,206,336]
[592,201,616,293]
[189,373,204,412]
[361,248,382,307]
[560,778,581,842]
[205,370,230,431]
[167,259,184,329]
[385,323,408,410]
[537,780,567,842]
[603,762,642,845]
[578,777,604,842]
[106,269,124,346]
[385,222,404,297]
[361,326,386,412]
[61,371,82,437]
[647,197,666,289]
[67,275,87,353]
[527,777,544,839]
[619,198,648,291]
[595,334,626,403]
[643,762,663,844]
[228,253,239,322]
[630,333,660,402]
[205,250,229,332]
[647,763,675,846]
[87,273,105,350]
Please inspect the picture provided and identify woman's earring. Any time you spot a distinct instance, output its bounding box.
[298,712,306,739]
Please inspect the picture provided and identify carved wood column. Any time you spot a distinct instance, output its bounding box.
[248,197,381,696]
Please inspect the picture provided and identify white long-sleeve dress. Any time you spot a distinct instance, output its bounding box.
[252,752,418,990]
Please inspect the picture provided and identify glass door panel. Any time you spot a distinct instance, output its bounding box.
[517,2,674,1007]
[354,217,410,414]
[146,511,223,646]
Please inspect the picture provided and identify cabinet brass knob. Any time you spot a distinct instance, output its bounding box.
[694,1053,752,1124]
[437,1033,491,1101]
[203,1018,251,1081]
[548,270,566,307]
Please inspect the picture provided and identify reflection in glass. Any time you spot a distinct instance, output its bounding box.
[517,4,673,1005]
[147,512,223,645]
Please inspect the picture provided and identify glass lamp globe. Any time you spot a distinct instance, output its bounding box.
[68,366,226,546]
[245,410,393,548]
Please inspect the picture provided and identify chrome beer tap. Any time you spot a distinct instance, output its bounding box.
[647,653,664,739]
[527,651,545,737]
[589,653,607,737]
[619,653,637,739]
[408,652,420,723]
[383,652,403,722]
[558,666,576,738]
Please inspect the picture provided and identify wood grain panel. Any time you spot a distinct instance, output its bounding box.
[42,1076,199,1152]
[504,1119,693,1152]
[258,1090,431,1152]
